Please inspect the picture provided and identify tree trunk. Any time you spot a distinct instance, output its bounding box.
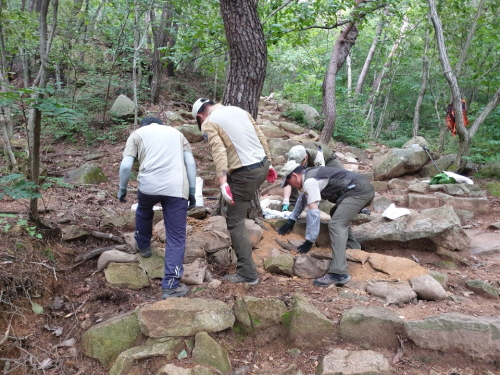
[374,67,397,139]
[0,0,17,171]
[455,0,485,78]
[133,0,140,127]
[319,24,359,145]
[365,17,408,114]
[412,27,430,138]
[165,24,177,78]
[150,1,171,104]
[355,8,386,95]
[220,0,267,119]
[428,0,468,171]
[346,53,352,96]
[29,0,57,223]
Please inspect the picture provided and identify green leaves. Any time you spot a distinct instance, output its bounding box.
[0,174,41,201]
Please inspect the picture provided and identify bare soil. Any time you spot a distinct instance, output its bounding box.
[1,91,500,375]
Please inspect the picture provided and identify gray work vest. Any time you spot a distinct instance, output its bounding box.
[304,167,373,204]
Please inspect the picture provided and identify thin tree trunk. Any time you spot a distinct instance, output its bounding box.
[0,0,16,171]
[374,66,397,139]
[355,8,386,95]
[319,22,360,145]
[468,86,500,138]
[30,0,58,223]
[102,8,129,122]
[366,67,382,137]
[346,53,352,96]
[150,1,171,104]
[365,17,409,113]
[455,0,485,78]
[374,92,390,139]
[133,0,140,127]
[428,0,468,171]
[412,27,430,137]
[220,0,267,119]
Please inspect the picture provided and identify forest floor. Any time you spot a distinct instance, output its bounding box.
[1,79,500,375]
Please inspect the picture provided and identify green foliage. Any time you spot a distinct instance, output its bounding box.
[0,174,41,200]
[0,214,16,233]
[0,214,42,239]
[42,248,56,261]
[282,108,308,126]
[485,182,500,197]
[17,219,42,239]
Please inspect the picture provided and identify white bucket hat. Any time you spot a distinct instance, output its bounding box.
[280,160,301,187]
[287,145,307,163]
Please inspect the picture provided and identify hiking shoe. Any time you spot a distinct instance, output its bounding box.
[224,273,259,286]
[361,207,371,215]
[125,233,152,258]
[313,273,351,287]
[138,247,152,258]
[162,283,189,299]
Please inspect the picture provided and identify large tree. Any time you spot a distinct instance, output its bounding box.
[219,0,267,119]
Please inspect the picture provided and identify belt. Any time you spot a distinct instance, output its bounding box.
[232,157,267,174]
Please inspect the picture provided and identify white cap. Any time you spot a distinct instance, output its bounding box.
[280,160,301,187]
[192,98,210,119]
[287,145,307,163]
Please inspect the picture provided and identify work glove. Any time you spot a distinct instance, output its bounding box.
[277,218,296,235]
[266,165,277,183]
[117,188,127,202]
[220,183,234,204]
[282,198,290,212]
[188,194,196,210]
[297,240,313,254]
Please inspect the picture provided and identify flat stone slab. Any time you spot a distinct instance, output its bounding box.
[465,229,500,260]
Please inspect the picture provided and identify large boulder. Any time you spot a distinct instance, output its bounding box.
[404,313,500,360]
[109,94,140,119]
[64,164,108,184]
[138,298,234,338]
[290,103,320,125]
[352,205,471,253]
[81,311,142,369]
[373,147,429,180]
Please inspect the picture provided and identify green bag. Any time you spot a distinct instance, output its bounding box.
[429,172,457,185]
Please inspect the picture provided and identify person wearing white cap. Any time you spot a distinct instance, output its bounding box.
[282,144,343,211]
[277,160,374,287]
[192,98,277,285]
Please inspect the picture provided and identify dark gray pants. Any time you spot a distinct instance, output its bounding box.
[328,187,374,275]
[226,159,269,279]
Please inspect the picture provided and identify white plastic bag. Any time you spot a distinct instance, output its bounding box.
[443,171,473,185]
[382,203,410,220]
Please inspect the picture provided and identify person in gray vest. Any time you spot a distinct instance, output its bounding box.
[277,160,374,287]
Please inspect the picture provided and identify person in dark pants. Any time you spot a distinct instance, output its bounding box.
[192,98,276,285]
[277,160,374,287]
[117,117,197,299]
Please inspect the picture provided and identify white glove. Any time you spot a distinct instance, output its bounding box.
[220,183,234,204]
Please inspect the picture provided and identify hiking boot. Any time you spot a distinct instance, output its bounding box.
[138,247,152,258]
[361,207,371,215]
[224,273,259,286]
[313,273,351,287]
[125,232,152,258]
[162,283,189,299]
